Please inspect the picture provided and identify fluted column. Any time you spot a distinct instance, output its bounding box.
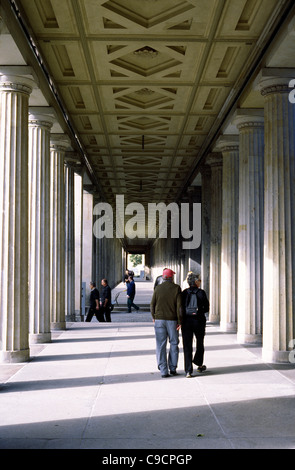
[258,72,295,362]
[233,110,265,344]
[216,137,239,332]
[199,164,211,297]
[50,137,68,330]
[206,153,223,323]
[65,162,76,322]
[74,170,83,320]
[28,112,55,343]
[0,74,34,362]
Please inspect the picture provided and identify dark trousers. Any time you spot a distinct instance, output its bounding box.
[86,306,111,322]
[86,307,103,322]
[102,305,111,322]
[182,316,206,373]
[127,296,139,312]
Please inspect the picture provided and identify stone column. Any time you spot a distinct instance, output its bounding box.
[186,186,202,275]
[50,137,68,330]
[199,164,211,297]
[28,112,55,343]
[233,110,265,344]
[74,171,83,320]
[93,193,102,285]
[0,74,34,362]
[258,71,295,362]
[216,136,239,332]
[65,162,76,322]
[206,153,223,323]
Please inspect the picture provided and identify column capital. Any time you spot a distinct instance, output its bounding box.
[205,152,223,167]
[214,135,239,153]
[50,135,71,152]
[29,112,55,130]
[256,68,295,96]
[0,74,35,95]
[232,109,264,130]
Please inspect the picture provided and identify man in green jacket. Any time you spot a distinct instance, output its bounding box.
[150,268,182,377]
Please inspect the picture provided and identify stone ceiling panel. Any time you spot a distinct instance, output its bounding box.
[79,0,219,36]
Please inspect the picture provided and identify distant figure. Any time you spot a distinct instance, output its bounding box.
[100,278,112,322]
[124,269,134,284]
[85,282,100,322]
[126,275,140,312]
[153,267,168,289]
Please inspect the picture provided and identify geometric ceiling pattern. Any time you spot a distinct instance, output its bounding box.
[14,0,289,214]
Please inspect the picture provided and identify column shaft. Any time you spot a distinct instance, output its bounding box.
[28,113,54,343]
[200,164,211,297]
[50,139,67,330]
[218,139,239,332]
[235,112,265,344]
[206,154,223,323]
[0,75,33,362]
[260,76,295,362]
[65,163,76,322]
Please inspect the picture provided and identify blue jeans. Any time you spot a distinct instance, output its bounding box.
[154,319,179,375]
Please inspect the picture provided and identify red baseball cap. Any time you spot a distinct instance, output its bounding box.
[163,268,175,278]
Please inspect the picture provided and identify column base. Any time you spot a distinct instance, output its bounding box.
[65,314,76,322]
[0,349,30,364]
[77,316,84,322]
[29,333,51,344]
[262,349,290,364]
[51,322,66,331]
[208,314,220,324]
[220,322,237,333]
[237,333,262,345]
[74,310,84,322]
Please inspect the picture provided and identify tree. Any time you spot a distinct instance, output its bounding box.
[129,254,142,267]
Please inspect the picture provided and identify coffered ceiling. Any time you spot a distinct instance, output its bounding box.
[1,0,294,249]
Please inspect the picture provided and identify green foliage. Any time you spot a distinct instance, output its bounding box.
[129,254,142,267]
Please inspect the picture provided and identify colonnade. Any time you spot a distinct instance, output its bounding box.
[0,74,80,362]
[0,70,294,364]
[203,70,295,363]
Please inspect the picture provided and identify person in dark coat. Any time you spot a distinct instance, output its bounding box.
[126,275,139,312]
[85,281,100,322]
[181,272,209,377]
[100,278,112,322]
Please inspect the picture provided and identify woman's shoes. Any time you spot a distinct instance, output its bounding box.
[185,365,206,378]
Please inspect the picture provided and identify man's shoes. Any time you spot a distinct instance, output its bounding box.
[186,372,192,378]
[197,365,207,373]
[161,374,170,378]
[170,370,178,376]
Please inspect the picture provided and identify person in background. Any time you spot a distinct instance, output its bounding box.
[85,281,100,322]
[126,275,140,312]
[181,272,209,377]
[100,278,112,322]
[150,268,182,378]
[153,267,168,289]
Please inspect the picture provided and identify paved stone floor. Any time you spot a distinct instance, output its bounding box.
[0,281,295,450]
